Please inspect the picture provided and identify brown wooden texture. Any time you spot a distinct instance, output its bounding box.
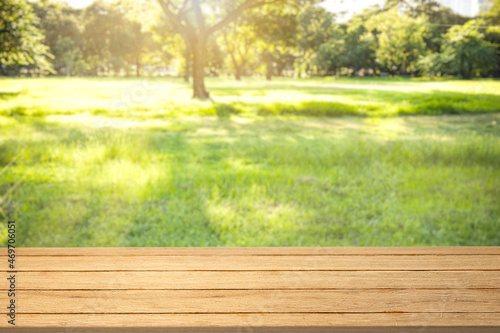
[6,255,500,271]
[4,271,499,290]
[3,289,499,313]
[9,247,500,256]
[4,313,500,327]
[0,247,498,332]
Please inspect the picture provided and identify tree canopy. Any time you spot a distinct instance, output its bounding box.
[1,0,498,86]
[0,0,52,75]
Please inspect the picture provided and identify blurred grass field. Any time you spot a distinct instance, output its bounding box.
[0,77,499,246]
[1,76,500,118]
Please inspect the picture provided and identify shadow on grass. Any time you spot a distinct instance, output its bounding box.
[208,85,500,116]
[3,115,500,246]
[0,91,22,100]
[125,131,224,246]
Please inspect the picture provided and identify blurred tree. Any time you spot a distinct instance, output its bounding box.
[441,21,498,78]
[480,0,500,76]
[110,20,153,77]
[220,16,258,80]
[423,7,469,53]
[416,51,447,76]
[315,37,347,75]
[366,7,430,75]
[157,0,313,99]
[206,36,225,76]
[152,16,189,80]
[297,5,336,77]
[53,37,80,77]
[384,0,440,16]
[109,56,127,76]
[252,6,299,80]
[115,0,163,77]
[341,16,377,74]
[30,0,82,64]
[82,1,113,75]
[384,0,468,53]
[82,0,157,77]
[74,59,89,76]
[481,0,500,26]
[0,0,52,75]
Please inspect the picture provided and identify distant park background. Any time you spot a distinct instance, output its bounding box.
[3,0,500,83]
[0,0,499,247]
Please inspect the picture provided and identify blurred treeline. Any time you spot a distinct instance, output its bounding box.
[1,0,500,79]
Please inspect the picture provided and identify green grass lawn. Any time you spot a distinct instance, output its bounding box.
[1,76,500,117]
[0,77,499,246]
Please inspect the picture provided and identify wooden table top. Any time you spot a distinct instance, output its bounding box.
[1,247,499,332]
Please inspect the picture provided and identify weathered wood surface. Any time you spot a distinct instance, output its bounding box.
[1,247,499,332]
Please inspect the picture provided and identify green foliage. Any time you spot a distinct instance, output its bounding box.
[219,16,258,80]
[312,11,377,75]
[30,0,81,54]
[313,11,377,76]
[315,38,347,75]
[74,59,89,76]
[54,37,79,76]
[251,6,299,78]
[298,6,335,48]
[2,0,493,81]
[366,7,430,74]
[481,0,500,26]
[417,52,448,77]
[0,0,498,82]
[418,21,499,78]
[441,21,499,79]
[342,19,377,72]
[297,5,341,76]
[0,0,52,72]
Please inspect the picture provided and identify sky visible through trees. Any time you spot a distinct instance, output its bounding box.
[65,0,386,15]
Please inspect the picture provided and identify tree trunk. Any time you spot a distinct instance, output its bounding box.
[226,35,242,81]
[266,61,273,81]
[192,37,209,100]
[277,63,285,77]
[465,61,473,79]
[296,49,302,78]
[184,47,190,82]
[235,66,242,81]
[136,58,141,77]
[66,65,70,77]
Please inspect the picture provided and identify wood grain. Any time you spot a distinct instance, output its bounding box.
[1,313,498,327]
[7,247,500,256]
[2,247,499,330]
[1,328,499,333]
[7,255,500,271]
[3,289,499,314]
[4,271,499,290]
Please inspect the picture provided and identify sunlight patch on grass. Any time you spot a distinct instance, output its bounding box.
[1,77,499,118]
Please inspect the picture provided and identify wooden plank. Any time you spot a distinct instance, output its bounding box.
[4,289,499,314]
[1,313,499,327]
[1,247,498,331]
[8,247,500,256]
[5,271,499,290]
[9,255,500,271]
[2,328,499,333]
